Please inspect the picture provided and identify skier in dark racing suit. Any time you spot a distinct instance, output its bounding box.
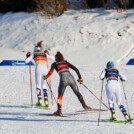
[43,51,91,115]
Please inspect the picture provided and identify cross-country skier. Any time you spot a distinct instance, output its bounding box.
[99,61,130,121]
[43,51,91,116]
[25,41,55,107]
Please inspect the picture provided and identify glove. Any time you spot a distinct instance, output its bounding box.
[44,50,50,55]
[26,52,31,58]
[78,78,83,84]
[120,77,125,82]
[43,75,47,80]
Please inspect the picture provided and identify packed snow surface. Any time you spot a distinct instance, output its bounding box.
[0,8,134,134]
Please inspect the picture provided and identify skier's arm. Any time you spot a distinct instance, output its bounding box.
[99,69,106,80]
[67,61,82,79]
[46,54,55,61]
[119,72,127,81]
[45,62,56,79]
[25,53,34,63]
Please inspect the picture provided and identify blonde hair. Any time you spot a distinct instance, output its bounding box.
[37,41,43,51]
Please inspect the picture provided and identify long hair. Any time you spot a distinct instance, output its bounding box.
[37,41,43,51]
[55,51,64,62]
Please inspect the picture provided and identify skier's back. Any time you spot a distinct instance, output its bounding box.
[43,51,91,115]
[25,41,55,107]
[99,61,130,121]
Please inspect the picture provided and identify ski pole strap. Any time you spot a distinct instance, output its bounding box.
[82,83,110,110]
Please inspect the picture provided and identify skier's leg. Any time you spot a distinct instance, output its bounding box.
[106,81,117,120]
[54,79,67,115]
[42,79,49,106]
[69,75,91,109]
[115,82,122,107]
[115,83,129,120]
[36,88,42,105]
[106,82,114,108]
[42,66,49,106]
[35,66,43,105]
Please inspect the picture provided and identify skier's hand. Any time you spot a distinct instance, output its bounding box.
[43,75,47,80]
[78,78,83,84]
[44,50,49,55]
[120,77,125,82]
[26,52,31,58]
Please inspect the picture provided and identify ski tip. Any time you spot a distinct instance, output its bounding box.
[126,119,133,124]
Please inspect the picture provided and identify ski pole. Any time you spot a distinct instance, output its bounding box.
[98,80,104,126]
[49,81,53,106]
[46,80,53,106]
[46,80,58,104]
[29,62,33,106]
[122,82,132,122]
[81,83,110,110]
[131,93,134,103]
[45,60,53,105]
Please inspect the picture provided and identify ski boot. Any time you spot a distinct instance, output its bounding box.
[82,104,92,110]
[43,89,48,107]
[36,88,42,106]
[53,105,62,116]
[120,105,130,121]
[80,98,91,110]
[36,96,42,106]
[44,96,48,107]
[123,113,132,123]
[124,113,129,120]
[110,108,117,120]
[53,109,62,116]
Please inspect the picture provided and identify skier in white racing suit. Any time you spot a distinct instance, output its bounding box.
[25,41,55,107]
[99,61,130,121]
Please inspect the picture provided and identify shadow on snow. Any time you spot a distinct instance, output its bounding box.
[0,105,32,109]
[0,117,98,123]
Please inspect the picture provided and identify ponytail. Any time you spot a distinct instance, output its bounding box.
[56,51,64,62]
[37,41,43,51]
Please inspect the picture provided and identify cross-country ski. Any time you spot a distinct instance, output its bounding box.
[76,108,108,112]
[24,104,49,109]
[101,119,133,124]
[101,119,126,124]
[36,113,67,118]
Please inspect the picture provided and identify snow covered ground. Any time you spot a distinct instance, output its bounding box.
[0,8,134,134]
